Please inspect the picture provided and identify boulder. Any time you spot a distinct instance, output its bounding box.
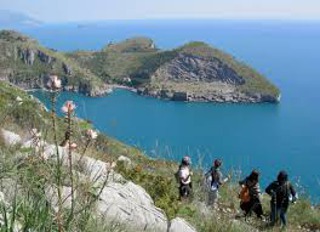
[1,129,22,145]
[169,217,197,232]
[45,186,73,212]
[97,181,168,232]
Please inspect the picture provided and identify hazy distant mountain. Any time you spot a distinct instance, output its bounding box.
[0,10,42,28]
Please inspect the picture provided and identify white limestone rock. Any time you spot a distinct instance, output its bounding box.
[169,217,197,232]
[97,181,168,232]
[1,129,21,145]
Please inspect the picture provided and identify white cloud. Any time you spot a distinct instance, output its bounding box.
[1,0,320,22]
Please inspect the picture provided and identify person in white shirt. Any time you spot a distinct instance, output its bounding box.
[178,156,193,200]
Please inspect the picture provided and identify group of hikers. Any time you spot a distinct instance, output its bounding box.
[177,156,298,228]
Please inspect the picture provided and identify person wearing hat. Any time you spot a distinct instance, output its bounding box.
[205,159,230,208]
[178,155,193,200]
[265,170,298,227]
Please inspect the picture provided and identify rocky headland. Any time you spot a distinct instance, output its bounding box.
[0,30,280,103]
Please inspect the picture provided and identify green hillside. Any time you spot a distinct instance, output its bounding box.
[0,30,105,96]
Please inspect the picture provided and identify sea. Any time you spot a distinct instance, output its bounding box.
[15,20,320,200]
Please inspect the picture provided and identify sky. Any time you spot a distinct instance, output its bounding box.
[1,0,320,22]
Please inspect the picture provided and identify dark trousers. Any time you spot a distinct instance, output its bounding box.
[240,197,263,218]
[179,183,192,198]
[270,202,288,226]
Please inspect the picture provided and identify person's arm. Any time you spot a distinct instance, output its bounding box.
[218,171,230,185]
[265,182,275,196]
[289,182,298,202]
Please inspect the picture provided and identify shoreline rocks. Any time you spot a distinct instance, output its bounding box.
[136,87,279,103]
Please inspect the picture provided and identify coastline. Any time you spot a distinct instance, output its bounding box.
[24,83,280,104]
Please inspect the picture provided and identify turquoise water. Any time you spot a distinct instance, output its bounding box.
[27,20,320,199]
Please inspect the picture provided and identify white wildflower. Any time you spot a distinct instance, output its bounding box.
[86,129,98,140]
[61,101,76,114]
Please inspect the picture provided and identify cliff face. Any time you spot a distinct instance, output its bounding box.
[137,52,279,103]
[0,30,107,96]
[153,53,245,85]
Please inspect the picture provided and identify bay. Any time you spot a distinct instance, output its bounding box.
[27,20,320,200]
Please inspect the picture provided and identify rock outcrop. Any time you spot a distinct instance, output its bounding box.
[19,48,35,65]
[169,217,197,232]
[172,92,189,101]
[1,129,197,232]
[152,53,245,85]
[38,50,55,64]
[97,181,168,231]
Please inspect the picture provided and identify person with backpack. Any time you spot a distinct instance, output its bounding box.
[239,170,264,219]
[204,159,230,208]
[178,155,193,200]
[265,170,298,227]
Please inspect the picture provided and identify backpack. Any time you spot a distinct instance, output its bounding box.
[276,181,291,204]
[209,169,218,190]
[239,185,251,203]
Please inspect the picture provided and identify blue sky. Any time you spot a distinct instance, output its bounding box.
[1,0,320,22]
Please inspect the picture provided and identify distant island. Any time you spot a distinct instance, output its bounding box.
[0,30,280,103]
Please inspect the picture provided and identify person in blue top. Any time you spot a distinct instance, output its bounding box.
[205,159,229,208]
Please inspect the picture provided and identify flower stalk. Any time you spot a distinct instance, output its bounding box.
[47,75,63,232]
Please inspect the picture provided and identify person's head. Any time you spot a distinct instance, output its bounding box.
[181,155,191,166]
[213,159,222,168]
[277,170,288,183]
[248,169,260,182]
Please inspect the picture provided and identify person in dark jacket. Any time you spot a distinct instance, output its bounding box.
[239,170,263,218]
[265,170,297,227]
